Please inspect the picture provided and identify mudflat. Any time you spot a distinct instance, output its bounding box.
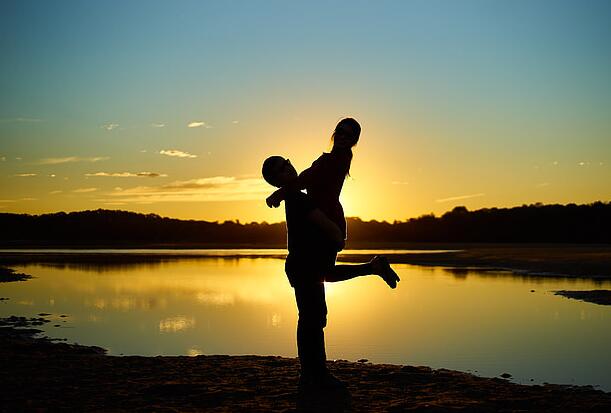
[554,290,611,305]
[341,243,611,279]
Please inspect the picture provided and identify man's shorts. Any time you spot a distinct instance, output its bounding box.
[285,249,337,287]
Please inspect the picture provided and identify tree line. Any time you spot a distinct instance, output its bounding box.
[0,201,609,246]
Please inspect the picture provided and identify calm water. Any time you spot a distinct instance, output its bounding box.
[1,250,610,391]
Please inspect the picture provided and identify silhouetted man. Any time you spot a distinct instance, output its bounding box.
[262,156,399,391]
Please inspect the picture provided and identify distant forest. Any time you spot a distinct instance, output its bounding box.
[1,202,610,246]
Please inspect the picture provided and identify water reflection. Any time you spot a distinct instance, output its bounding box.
[1,256,610,391]
[268,313,282,328]
[187,347,203,357]
[196,292,234,305]
[442,266,609,285]
[85,297,165,311]
[159,316,195,333]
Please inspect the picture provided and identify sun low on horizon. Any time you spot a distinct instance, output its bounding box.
[1,1,610,224]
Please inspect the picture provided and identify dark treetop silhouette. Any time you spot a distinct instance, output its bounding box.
[1,202,610,247]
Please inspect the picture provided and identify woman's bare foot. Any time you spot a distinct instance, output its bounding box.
[370,256,400,288]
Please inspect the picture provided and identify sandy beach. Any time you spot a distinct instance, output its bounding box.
[1,316,610,412]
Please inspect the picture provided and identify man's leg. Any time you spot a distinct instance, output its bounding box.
[294,282,328,380]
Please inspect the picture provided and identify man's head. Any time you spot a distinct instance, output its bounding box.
[262,156,297,187]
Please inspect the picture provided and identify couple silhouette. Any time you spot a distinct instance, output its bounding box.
[262,118,400,392]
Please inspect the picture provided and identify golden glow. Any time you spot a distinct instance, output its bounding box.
[1,111,609,222]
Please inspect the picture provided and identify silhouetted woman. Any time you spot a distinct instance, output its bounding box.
[266,117,361,242]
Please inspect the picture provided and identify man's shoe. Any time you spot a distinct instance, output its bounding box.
[299,371,347,391]
[298,373,317,388]
[371,256,400,288]
[320,372,347,391]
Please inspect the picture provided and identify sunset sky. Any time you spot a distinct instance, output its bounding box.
[1,1,610,223]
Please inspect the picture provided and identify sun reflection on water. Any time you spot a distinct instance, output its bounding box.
[196,291,234,305]
[159,316,195,333]
[187,347,203,356]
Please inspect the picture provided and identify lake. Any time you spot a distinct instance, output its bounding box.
[1,249,610,391]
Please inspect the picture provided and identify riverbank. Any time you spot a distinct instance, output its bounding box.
[1,317,609,412]
[2,243,611,279]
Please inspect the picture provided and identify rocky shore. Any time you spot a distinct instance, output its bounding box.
[1,316,610,412]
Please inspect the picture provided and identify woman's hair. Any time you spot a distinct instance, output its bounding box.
[332,117,361,148]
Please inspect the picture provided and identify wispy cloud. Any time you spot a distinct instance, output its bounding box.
[73,187,98,193]
[49,190,63,194]
[159,149,197,159]
[38,156,109,165]
[536,182,550,188]
[232,120,239,124]
[187,121,205,128]
[0,155,6,161]
[85,172,167,178]
[14,173,37,177]
[0,117,43,123]
[106,176,269,203]
[151,123,165,128]
[435,193,485,203]
[0,197,39,202]
[102,123,119,131]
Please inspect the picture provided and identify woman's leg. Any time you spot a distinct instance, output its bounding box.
[325,257,400,288]
[324,263,373,282]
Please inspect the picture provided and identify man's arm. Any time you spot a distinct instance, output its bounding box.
[266,164,318,208]
[306,208,345,251]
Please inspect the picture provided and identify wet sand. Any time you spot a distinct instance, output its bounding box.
[1,317,610,412]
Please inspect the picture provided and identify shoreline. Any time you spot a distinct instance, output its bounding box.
[2,243,611,279]
[1,317,610,412]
